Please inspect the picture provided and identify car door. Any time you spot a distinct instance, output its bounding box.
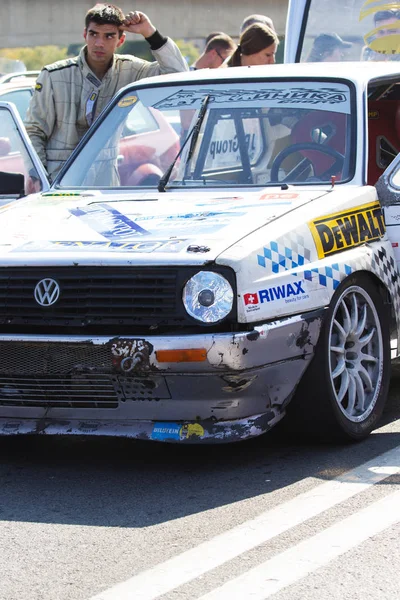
[0,101,49,205]
[375,152,400,272]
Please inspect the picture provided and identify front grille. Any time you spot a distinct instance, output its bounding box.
[0,342,170,408]
[0,342,112,374]
[0,266,236,333]
[0,342,115,407]
[0,375,118,408]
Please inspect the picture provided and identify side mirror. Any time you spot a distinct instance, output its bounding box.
[0,170,25,195]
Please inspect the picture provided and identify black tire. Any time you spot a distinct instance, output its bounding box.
[286,273,391,441]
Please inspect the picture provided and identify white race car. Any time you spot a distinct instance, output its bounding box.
[0,0,400,443]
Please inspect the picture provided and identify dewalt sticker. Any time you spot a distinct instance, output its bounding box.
[309,201,385,258]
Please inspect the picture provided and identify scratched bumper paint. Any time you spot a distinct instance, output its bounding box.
[0,410,282,444]
[0,309,323,443]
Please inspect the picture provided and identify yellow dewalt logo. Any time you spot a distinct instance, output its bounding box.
[309,201,385,258]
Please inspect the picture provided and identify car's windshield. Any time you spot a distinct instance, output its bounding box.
[299,0,400,63]
[58,80,354,189]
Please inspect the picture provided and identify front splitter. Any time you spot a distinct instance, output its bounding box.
[0,408,284,444]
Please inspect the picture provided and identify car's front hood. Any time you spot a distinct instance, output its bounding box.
[0,188,329,265]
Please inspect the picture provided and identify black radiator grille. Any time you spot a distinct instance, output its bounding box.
[0,342,117,407]
[0,375,118,408]
[0,266,236,332]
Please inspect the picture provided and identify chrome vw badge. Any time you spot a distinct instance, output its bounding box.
[34,278,60,307]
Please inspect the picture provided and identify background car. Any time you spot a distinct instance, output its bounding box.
[0,72,38,121]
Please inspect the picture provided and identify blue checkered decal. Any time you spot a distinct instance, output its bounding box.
[304,263,352,289]
[257,232,312,273]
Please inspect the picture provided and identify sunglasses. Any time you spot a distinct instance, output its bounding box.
[375,10,400,23]
[215,49,227,62]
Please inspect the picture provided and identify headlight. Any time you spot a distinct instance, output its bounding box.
[183,271,234,323]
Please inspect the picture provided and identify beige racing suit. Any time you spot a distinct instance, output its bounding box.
[25,32,188,180]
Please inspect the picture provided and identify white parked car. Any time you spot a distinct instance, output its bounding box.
[0,0,400,443]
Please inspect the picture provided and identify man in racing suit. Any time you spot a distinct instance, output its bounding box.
[25,4,188,180]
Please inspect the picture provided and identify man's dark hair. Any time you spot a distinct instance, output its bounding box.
[240,14,275,35]
[205,33,236,55]
[85,3,125,30]
[205,31,225,45]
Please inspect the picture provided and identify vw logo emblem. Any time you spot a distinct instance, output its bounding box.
[34,278,60,307]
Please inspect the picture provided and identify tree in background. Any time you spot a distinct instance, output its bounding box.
[0,46,68,71]
[0,38,200,73]
[116,39,199,66]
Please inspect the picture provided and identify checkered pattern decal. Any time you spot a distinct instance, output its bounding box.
[257,231,312,273]
[255,226,400,330]
[371,247,400,319]
[304,263,353,290]
[302,245,400,326]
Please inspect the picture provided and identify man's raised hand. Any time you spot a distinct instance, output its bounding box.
[121,11,156,38]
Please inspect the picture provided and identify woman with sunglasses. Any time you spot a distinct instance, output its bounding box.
[226,23,279,67]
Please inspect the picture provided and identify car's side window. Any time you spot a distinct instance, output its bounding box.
[0,107,42,197]
[367,82,400,185]
[0,89,33,121]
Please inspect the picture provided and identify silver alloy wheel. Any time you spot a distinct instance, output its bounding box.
[328,285,383,423]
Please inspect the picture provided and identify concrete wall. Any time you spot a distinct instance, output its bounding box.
[0,0,288,48]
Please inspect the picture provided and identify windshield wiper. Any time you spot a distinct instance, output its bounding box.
[158,94,210,193]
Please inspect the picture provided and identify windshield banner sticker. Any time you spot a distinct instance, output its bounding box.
[309,201,385,259]
[150,85,351,113]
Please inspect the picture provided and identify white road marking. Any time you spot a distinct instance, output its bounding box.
[198,488,400,599]
[89,444,400,600]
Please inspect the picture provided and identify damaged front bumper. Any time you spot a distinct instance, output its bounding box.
[0,308,324,443]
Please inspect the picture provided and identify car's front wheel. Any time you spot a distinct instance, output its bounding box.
[287,274,391,441]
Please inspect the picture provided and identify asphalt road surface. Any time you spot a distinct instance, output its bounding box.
[0,369,399,600]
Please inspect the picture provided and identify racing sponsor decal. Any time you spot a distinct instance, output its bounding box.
[309,202,385,259]
[70,204,150,238]
[118,95,138,107]
[153,87,350,110]
[209,131,257,160]
[243,280,309,313]
[42,192,82,197]
[133,209,246,234]
[69,204,244,238]
[151,422,205,441]
[259,192,299,200]
[14,239,188,253]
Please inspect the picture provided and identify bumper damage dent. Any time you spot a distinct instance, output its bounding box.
[0,408,283,443]
[0,308,324,443]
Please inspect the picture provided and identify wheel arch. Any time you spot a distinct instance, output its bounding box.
[338,269,397,339]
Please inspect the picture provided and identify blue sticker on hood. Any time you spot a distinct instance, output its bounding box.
[70,203,150,239]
